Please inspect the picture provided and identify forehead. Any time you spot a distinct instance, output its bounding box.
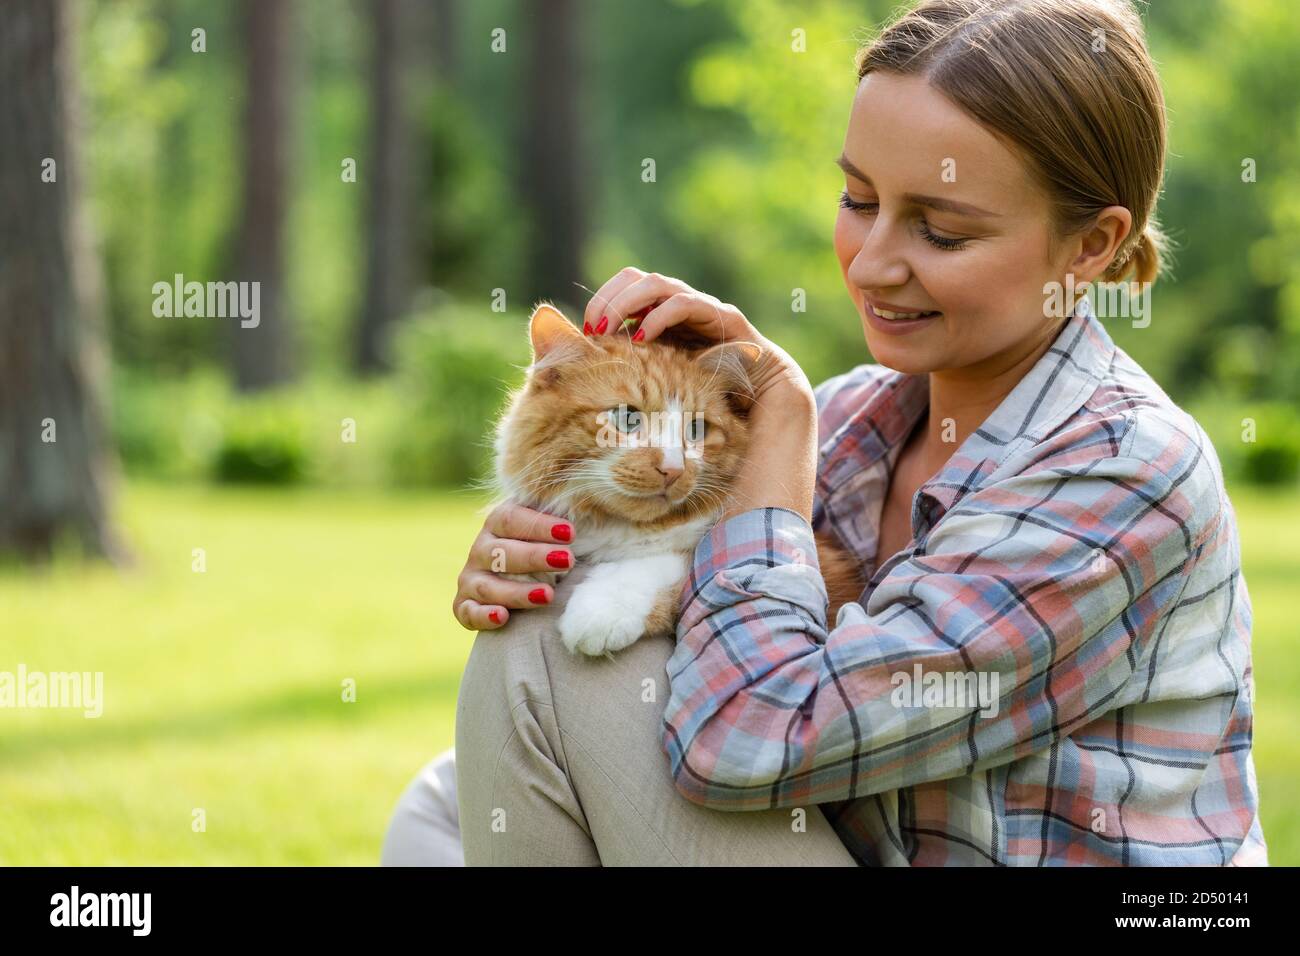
[582,343,732,410]
[844,71,1042,216]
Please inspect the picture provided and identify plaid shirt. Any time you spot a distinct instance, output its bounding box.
[662,297,1267,866]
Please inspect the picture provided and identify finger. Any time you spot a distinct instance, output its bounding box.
[470,536,574,574]
[455,598,510,631]
[460,569,556,609]
[583,266,646,334]
[636,291,752,344]
[484,501,575,544]
[599,272,692,334]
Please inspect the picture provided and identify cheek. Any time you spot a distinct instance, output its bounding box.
[833,210,862,277]
[922,233,1052,329]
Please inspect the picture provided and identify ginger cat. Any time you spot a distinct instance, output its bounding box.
[491,303,862,655]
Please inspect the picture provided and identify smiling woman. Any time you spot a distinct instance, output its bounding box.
[388,0,1267,868]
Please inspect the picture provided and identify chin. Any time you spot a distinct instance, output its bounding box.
[860,328,940,375]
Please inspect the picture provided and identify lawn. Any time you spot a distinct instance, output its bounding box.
[1,481,1296,865]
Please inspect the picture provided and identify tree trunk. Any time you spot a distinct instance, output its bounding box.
[432,0,458,87]
[231,0,295,391]
[354,0,411,374]
[0,0,122,562]
[520,0,586,314]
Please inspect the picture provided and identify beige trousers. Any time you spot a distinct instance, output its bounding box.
[382,564,857,866]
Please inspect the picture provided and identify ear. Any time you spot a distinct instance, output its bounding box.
[1069,205,1133,285]
[696,340,763,412]
[528,302,596,387]
[529,302,587,359]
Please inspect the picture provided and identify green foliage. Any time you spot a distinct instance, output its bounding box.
[388,305,531,488]
[112,370,404,488]
[1239,404,1300,486]
[212,397,310,485]
[1185,395,1300,488]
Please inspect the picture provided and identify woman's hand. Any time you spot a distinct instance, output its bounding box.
[583,266,815,404]
[452,502,575,631]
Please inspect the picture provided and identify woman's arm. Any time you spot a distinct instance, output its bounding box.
[661,440,1223,810]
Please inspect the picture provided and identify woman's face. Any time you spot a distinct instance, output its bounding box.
[834,71,1077,377]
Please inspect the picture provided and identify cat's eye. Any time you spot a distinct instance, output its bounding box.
[684,415,707,443]
[612,405,643,433]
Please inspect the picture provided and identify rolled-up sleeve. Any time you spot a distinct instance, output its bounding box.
[661,455,1215,810]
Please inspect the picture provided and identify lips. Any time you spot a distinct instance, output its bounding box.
[867,298,940,320]
[863,298,941,336]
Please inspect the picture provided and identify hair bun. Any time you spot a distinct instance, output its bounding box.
[1108,222,1166,286]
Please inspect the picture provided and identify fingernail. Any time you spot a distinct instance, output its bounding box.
[488,609,501,624]
[546,550,571,569]
[595,316,609,334]
[551,522,572,542]
[583,320,593,335]
[528,588,549,605]
[632,328,645,343]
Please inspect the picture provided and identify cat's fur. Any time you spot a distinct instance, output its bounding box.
[491,302,862,656]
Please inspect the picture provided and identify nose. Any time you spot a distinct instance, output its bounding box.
[657,447,685,489]
[657,463,684,489]
[846,213,910,293]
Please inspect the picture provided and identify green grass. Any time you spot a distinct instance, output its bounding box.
[1,481,1296,865]
[0,482,485,865]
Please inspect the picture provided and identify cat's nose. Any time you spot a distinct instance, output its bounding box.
[657,447,685,489]
[657,463,684,489]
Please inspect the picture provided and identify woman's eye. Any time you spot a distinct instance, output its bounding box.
[919,222,970,251]
[838,190,877,214]
[613,405,642,433]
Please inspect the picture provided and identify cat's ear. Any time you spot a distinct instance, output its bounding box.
[527,302,596,388]
[696,340,763,412]
[528,303,588,359]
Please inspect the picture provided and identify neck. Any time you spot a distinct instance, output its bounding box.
[918,316,1067,464]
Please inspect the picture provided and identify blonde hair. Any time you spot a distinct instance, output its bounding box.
[856,0,1169,284]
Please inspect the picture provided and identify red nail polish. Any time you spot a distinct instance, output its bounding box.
[583,320,593,335]
[632,328,645,343]
[552,523,572,542]
[488,609,501,624]
[595,316,609,334]
[546,550,571,569]
[529,588,549,605]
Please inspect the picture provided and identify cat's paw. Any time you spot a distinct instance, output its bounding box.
[557,588,651,656]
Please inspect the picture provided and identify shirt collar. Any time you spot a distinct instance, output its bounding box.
[820,296,1116,533]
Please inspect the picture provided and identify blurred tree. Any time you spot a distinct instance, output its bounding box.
[432,0,458,85]
[354,0,414,373]
[231,0,296,390]
[669,0,896,385]
[0,0,122,561]
[1133,0,1300,406]
[519,0,587,313]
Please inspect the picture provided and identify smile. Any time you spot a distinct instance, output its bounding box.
[864,299,941,335]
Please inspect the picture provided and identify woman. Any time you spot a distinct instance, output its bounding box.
[384,0,1267,865]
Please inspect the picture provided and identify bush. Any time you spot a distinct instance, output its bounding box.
[1240,403,1300,486]
[112,369,224,480]
[110,302,536,490]
[1187,396,1300,488]
[388,305,531,488]
[212,397,310,485]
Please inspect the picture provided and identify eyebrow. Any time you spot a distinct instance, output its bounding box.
[836,153,1002,219]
